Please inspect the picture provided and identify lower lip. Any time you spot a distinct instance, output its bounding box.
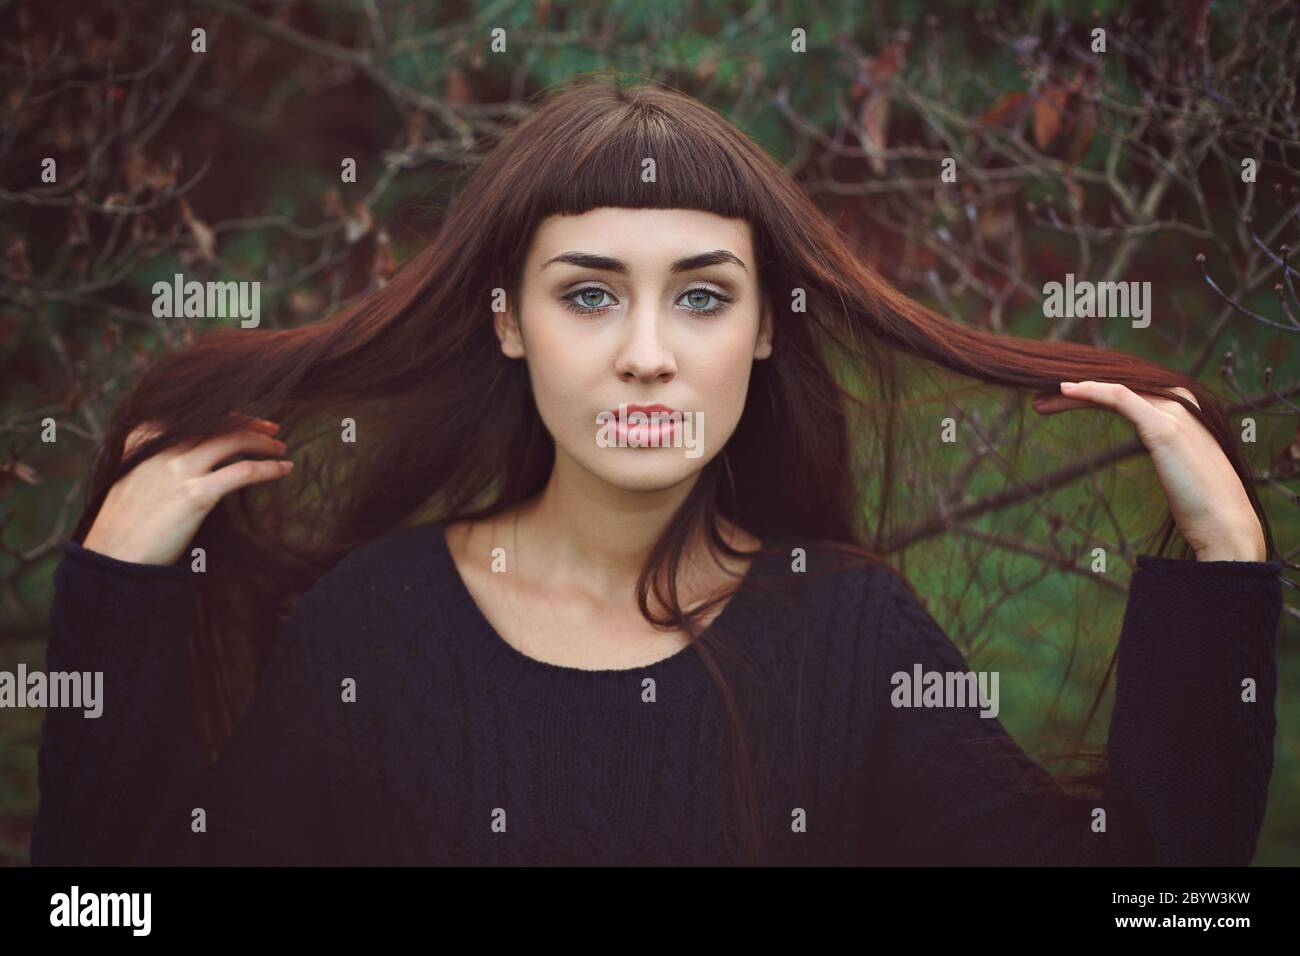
[614,417,677,445]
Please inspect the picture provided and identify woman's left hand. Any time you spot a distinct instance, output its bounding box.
[1031,381,1267,562]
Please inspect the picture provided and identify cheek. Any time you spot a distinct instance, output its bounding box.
[692,327,759,406]
[518,316,590,425]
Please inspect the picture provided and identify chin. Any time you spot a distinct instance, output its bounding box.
[582,453,708,492]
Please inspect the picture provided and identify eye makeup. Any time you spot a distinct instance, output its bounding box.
[558,284,736,317]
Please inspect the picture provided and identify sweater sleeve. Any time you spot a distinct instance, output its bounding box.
[29,540,340,865]
[864,554,1283,865]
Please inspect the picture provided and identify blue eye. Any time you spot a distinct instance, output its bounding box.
[560,286,733,316]
[563,287,616,312]
[679,288,731,315]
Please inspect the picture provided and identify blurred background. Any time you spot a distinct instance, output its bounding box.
[1,0,1297,864]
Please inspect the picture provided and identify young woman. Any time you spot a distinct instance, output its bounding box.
[30,76,1281,866]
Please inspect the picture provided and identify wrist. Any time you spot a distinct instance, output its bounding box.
[1194,529,1267,562]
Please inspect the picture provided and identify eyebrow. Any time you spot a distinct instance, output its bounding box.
[540,249,748,274]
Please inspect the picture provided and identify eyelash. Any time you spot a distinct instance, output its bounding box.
[560,285,734,317]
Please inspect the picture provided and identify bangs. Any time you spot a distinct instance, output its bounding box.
[527,98,766,222]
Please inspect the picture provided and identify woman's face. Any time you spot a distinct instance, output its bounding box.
[496,206,772,493]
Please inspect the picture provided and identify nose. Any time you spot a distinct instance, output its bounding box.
[613,301,677,383]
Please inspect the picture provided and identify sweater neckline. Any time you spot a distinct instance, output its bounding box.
[429,521,775,708]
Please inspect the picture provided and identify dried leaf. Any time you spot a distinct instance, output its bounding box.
[979,91,1029,129]
[372,233,396,283]
[1272,423,1300,479]
[0,450,40,488]
[179,198,216,261]
[445,65,471,107]
[1065,94,1097,167]
[1033,85,1069,151]
[288,288,325,320]
[124,143,149,193]
[345,202,373,243]
[976,198,1016,247]
[859,90,889,176]
[866,37,907,85]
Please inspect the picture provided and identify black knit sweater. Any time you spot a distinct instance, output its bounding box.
[29,521,1282,865]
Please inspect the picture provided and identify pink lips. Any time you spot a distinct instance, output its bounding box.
[607,403,678,418]
[605,402,681,446]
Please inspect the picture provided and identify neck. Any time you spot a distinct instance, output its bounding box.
[515,450,705,595]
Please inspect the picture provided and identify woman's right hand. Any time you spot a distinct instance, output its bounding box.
[80,416,294,567]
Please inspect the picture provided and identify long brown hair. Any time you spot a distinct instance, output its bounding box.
[71,73,1276,865]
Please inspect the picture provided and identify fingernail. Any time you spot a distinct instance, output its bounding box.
[1060,381,1079,390]
[280,460,294,471]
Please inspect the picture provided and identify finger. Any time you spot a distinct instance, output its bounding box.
[1031,393,1094,414]
[123,422,164,456]
[1056,380,1178,446]
[1145,385,1202,416]
[178,429,287,474]
[231,415,281,435]
[188,457,294,506]
[124,416,280,459]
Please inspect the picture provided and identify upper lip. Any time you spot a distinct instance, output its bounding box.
[608,402,678,416]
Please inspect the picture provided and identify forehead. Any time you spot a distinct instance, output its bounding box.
[526,207,754,267]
